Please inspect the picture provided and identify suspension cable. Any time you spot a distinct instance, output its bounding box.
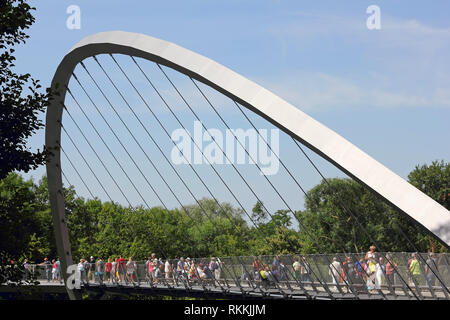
[60,124,114,203]
[68,71,230,292]
[132,56,326,297]
[188,78,370,297]
[95,55,290,297]
[82,58,278,293]
[86,56,267,293]
[228,99,373,297]
[124,55,324,298]
[294,136,449,297]
[60,147,95,199]
[156,61,352,298]
[223,98,394,298]
[62,95,133,207]
[291,138,427,298]
[230,97,416,298]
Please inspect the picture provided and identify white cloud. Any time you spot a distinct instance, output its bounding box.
[260,13,450,111]
[268,11,450,46]
[255,72,450,112]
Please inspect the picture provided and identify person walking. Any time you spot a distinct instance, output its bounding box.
[177,257,186,282]
[365,246,377,288]
[300,257,312,283]
[260,265,270,289]
[97,257,105,284]
[272,255,281,274]
[188,261,197,282]
[165,258,172,284]
[425,253,439,287]
[23,259,30,281]
[83,258,89,279]
[153,258,159,282]
[144,256,152,282]
[126,257,137,284]
[252,257,262,281]
[55,258,62,284]
[155,262,164,283]
[385,254,397,291]
[51,259,57,282]
[78,259,86,284]
[88,256,95,283]
[292,257,301,281]
[409,253,422,288]
[366,260,377,291]
[329,257,342,291]
[279,261,288,287]
[111,258,118,283]
[105,258,112,283]
[342,256,354,293]
[375,257,385,290]
[171,257,179,283]
[38,257,52,282]
[146,256,155,284]
[407,253,415,286]
[209,257,220,284]
[117,255,126,284]
[196,263,206,282]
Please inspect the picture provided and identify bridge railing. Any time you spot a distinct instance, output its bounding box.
[25,252,450,298]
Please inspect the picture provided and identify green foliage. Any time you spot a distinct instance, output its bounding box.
[295,176,449,254]
[251,200,267,225]
[0,173,53,261]
[408,160,450,210]
[0,0,53,180]
[0,160,448,268]
[0,174,256,262]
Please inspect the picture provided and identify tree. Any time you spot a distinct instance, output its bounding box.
[408,160,450,251]
[251,200,268,225]
[0,0,52,180]
[408,160,449,210]
[0,173,47,260]
[294,177,442,254]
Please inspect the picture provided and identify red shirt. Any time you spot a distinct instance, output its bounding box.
[252,260,262,271]
[386,262,394,275]
[105,262,112,272]
[118,258,125,270]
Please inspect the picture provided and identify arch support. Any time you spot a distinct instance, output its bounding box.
[46,31,450,295]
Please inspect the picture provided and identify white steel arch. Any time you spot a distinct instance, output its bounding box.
[46,32,450,288]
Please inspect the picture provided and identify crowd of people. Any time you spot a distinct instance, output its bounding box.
[325,246,441,292]
[10,257,64,284]
[23,246,443,292]
[73,254,224,286]
[248,255,310,289]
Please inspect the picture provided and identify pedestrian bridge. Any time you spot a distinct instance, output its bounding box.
[8,253,450,300]
[41,31,450,300]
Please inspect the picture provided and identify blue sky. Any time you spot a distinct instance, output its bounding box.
[17,1,450,216]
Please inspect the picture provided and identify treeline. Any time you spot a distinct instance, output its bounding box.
[0,160,448,264]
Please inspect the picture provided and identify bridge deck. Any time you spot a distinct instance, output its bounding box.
[2,279,447,300]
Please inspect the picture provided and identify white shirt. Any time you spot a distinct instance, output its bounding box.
[329,261,342,277]
[376,263,384,276]
[165,261,171,272]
